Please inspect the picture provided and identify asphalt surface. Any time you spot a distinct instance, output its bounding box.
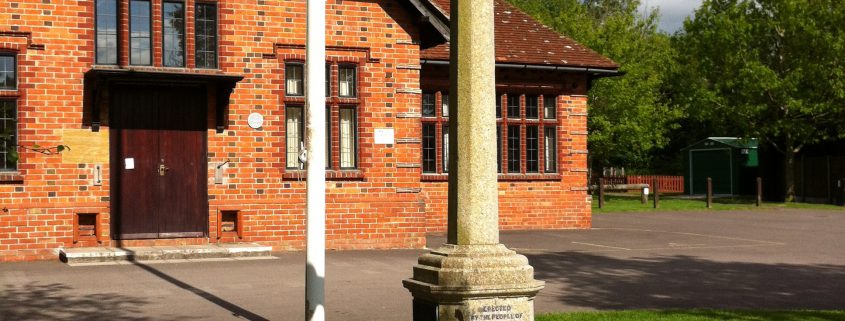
[1,208,843,321]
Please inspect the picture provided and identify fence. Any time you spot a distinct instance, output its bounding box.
[598,175,685,193]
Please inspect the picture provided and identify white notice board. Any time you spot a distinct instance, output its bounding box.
[374,128,394,145]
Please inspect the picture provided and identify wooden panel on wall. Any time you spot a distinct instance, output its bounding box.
[61,129,110,164]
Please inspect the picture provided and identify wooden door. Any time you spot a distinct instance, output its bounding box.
[111,85,208,239]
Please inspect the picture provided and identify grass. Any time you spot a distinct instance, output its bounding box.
[592,194,845,213]
[536,309,845,321]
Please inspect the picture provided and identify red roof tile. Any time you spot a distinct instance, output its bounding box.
[421,0,618,69]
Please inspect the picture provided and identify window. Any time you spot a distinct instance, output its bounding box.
[441,94,449,118]
[421,91,450,174]
[495,93,502,118]
[95,0,118,65]
[325,107,330,167]
[285,62,360,172]
[0,55,16,171]
[129,0,151,65]
[339,107,356,168]
[0,100,16,171]
[544,127,557,173]
[507,94,520,119]
[420,91,558,177]
[97,1,215,68]
[496,126,501,173]
[499,93,559,175]
[195,3,217,69]
[325,64,331,97]
[526,126,538,172]
[162,1,185,67]
[421,93,435,117]
[441,93,450,172]
[285,106,304,169]
[0,55,14,90]
[525,95,538,119]
[286,106,350,170]
[285,63,304,96]
[543,95,556,119]
[442,124,449,172]
[338,66,356,98]
[507,126,520,172]
[422,123,436,173]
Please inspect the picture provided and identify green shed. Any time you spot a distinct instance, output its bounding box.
[683,137,759,195]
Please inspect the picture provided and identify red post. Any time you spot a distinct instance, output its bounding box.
[706,177,713,209]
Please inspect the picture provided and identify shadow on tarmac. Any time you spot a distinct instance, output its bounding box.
[115,243,271,321]
[528,251,845,310]
[0,282,160,321]
[128,261,271,321]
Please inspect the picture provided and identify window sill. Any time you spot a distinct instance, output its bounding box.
[334,97,359,103]
[421,174,449,182]
[421,173,561,182]
[0,90,20,98]
[0,172,23,184]
[282,170,364,181]
[499,174,561,181]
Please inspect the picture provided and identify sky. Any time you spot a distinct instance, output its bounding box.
[639,0,704,33]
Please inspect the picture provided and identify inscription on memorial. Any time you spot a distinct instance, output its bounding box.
[469,305,523,321]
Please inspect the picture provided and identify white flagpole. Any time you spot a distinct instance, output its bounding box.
[305,0,326,318]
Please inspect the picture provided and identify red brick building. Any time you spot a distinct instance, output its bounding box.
[0,0,617,261]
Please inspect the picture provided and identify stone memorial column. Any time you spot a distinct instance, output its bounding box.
[403,0,544,320]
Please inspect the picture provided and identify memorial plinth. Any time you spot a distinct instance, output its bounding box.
[403,245,544,321]
[403,0,543,319]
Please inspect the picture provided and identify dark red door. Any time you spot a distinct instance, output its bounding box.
[111,85,208,239]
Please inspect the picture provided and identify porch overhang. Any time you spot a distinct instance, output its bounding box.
[83,68,244,133]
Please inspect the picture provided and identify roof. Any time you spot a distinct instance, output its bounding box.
[683,137,759,150]
[419,0,618,69]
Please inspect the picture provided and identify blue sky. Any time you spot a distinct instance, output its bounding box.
[639,0,703,33]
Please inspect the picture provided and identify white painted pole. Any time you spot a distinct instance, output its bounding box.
[305,0,326,318]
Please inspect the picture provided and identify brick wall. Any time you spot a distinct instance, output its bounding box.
[0,0,592,262]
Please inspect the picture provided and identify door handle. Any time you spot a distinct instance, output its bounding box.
[159,164,169,176]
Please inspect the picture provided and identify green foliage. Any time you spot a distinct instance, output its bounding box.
[509,0,681,170]
[13,144,71,160]
[673,0,845,199]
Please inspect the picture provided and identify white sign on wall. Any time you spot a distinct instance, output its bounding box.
[374,128,395,145]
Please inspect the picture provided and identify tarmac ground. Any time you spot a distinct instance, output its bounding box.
[1,208,843,320]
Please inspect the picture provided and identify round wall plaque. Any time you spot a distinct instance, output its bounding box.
[247,112,264,129]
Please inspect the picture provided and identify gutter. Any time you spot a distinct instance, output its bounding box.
[420,59,622,78]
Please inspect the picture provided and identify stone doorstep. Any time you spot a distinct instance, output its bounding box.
[59,243,273,265]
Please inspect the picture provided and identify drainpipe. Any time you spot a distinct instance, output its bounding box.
[305,0,326,319]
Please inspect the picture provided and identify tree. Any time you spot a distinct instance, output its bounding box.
[509,0,681,171]
[674,0,845,201]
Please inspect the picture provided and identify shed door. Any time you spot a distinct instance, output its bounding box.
[691,149,733,195]
[111,86,208,239]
